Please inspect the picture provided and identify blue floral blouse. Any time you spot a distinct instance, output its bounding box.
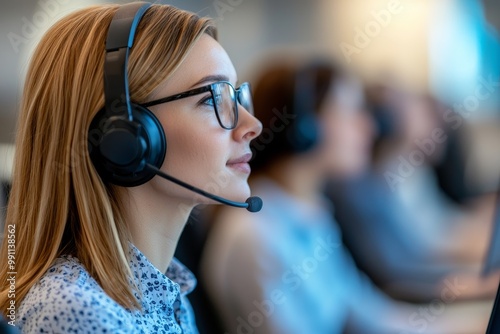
[16,245,198,333]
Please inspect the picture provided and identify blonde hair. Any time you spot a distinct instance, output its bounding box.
[0,3,216,312]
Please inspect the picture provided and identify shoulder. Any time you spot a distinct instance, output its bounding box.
[17,256,136,333]
[202,205,284,286]
[205,207,272,259]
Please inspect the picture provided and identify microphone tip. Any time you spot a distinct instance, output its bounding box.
[245,196,263,213]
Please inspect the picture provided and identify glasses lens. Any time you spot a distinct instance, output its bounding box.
[212,82,236,129]
[211,82,254,129]
[238,83,254,116]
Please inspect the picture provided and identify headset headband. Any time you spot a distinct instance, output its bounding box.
[103,2,151,121]
[89,2,167,187]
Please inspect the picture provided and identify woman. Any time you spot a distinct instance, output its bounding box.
[0,2,261,333]
[201,60,491,333]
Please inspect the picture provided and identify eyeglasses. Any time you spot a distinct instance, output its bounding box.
[140,81,254,130]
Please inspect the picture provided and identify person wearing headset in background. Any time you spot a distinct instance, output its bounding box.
[0,2,262,333]
[201,59,492,333]
[327,82,498,302]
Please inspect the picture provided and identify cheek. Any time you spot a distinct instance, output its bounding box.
[329,114,372,147]
[319,115,372,171]
[149,108,252,202]
[402,104,438,142]
[162,119,228,176]
[321,114,351,152]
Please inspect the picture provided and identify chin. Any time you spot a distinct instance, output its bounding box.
[341,162,368,178]
[203,177,250,204]
[230,180,252,202]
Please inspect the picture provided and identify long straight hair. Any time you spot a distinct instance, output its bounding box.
[0,3,216,312]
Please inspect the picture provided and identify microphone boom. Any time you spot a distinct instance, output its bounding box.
[145,164,262,212]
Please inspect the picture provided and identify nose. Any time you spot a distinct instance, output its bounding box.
[233,105,262,142]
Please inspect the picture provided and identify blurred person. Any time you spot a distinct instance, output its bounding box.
[327,82,498,301]
[201,60,492,334]
[0,2,262,333]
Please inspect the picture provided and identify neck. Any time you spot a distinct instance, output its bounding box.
[266,156,324,206]
[124,186,193,273]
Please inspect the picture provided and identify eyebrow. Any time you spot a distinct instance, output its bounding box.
[189,74,231,88]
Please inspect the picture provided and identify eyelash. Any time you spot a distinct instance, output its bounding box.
[198,94,222,108]
[199,95,215,107]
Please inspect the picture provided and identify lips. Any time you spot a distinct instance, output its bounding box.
[227,153,252,174]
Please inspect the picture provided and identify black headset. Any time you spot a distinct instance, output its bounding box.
[285,63,323,153]
[88,2,166,187]
[281,60,341,154]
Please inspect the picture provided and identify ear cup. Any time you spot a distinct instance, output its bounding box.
[286,64,321,153]
[89,104,166,187]
[286,109,319,152]
[371,104,399,139]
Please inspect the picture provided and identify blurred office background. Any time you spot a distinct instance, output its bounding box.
[1,0,500,332]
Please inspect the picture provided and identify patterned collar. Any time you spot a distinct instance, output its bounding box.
[128,244,197,313]
[17,243,198,333]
